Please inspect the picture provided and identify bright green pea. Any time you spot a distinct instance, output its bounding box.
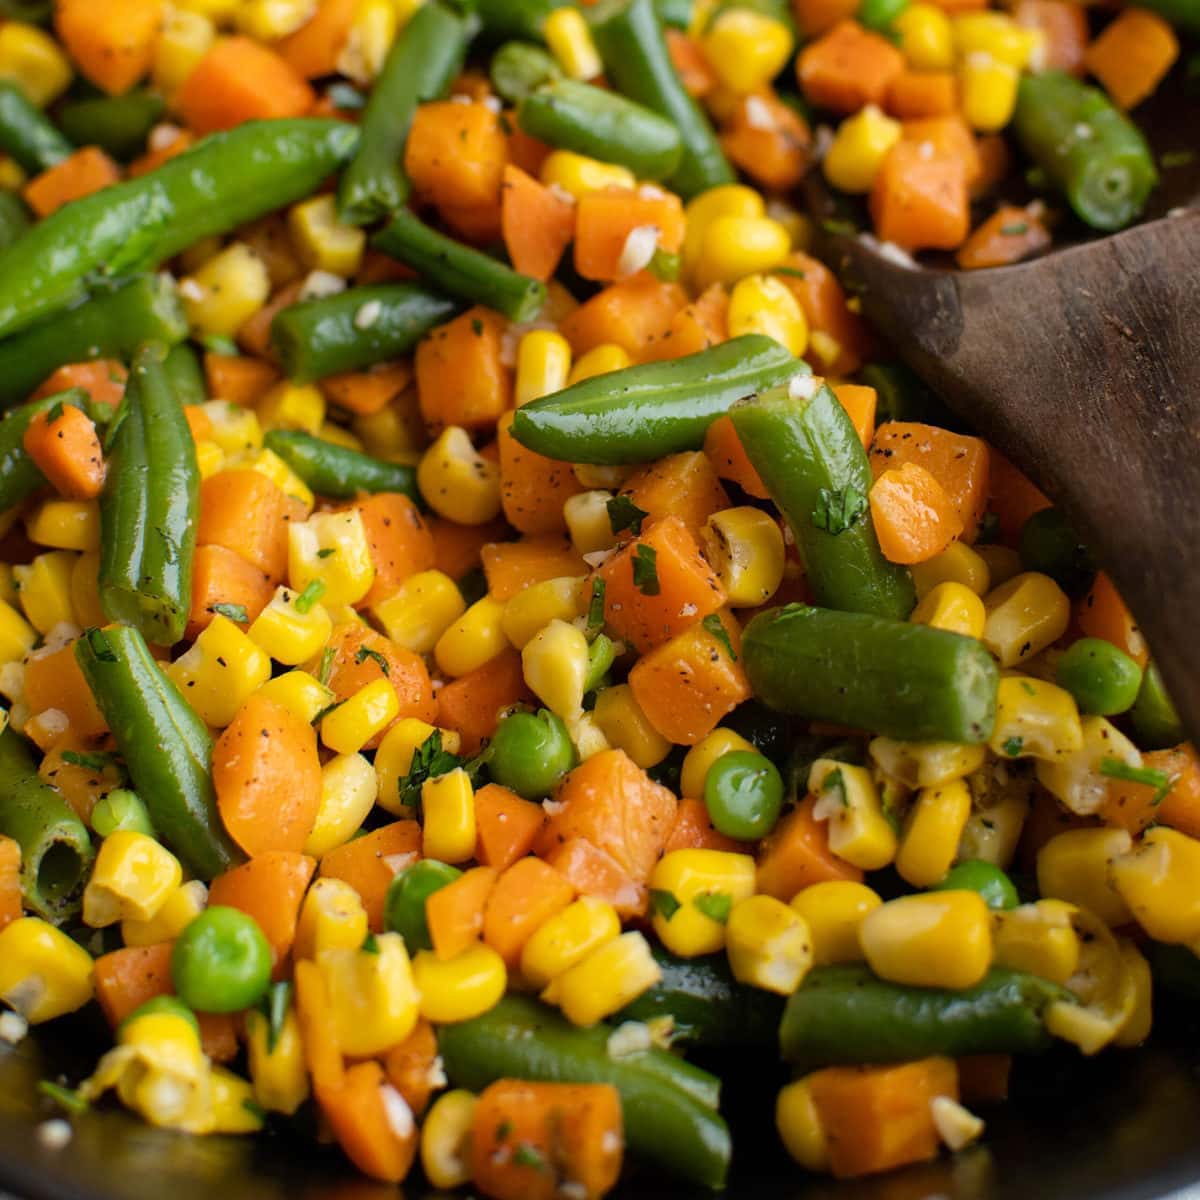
[170,906,272,1014]
[1056,637,1143,716]
[118,995,200,1038]
[1131,662,1184,750]
[703,751,784,841]
[858,0,909,31]
[488,708,578,800]
[934,860,1019,910]
[90,789,155,838]
[384,859,461,952]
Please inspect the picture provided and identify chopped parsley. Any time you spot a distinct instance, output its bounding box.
[361,932,379,954]
[316,547,337,559]
[1002,736,1024,758]
[44,400,65,426]
[649,889,681,921]
[811,485,867,536]
[355,645,390,675]
[606,495,648,537]
[647,247,681,282]
[38,1081,88,1115]
[260,982,291,1054]
[772,266,807,279]
[632,544,660,596]
[1000,222,1029,237]
[1100,756,1174,805]
[693,892,732,924]
[702,614,737,661]
[294,579,325,614]
[61,749,119,773]
[513,1144,547,1171]
[212,602,248,623]
[316,646,336,686]
[397,730,463,815]
[822,766,849,807]
[586,578,606,639]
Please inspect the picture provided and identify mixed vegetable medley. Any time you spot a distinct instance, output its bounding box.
[0,0,1196,1195]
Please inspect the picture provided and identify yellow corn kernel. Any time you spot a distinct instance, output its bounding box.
[952,12,1035,68]
[202,401,264,456]
[776,1079,831,1172]
[375,718,461,815]
[861,891,993,989]
[544,7,603,79]
[0,917,94,1023]
[237,0,315,38]
[725,895,813,995]
[0,599,36,667]
[315,422,363,452]
[520,896,622,989]
[245,1005,309,1116]
[682,184,764,277]
[166,614,272,727]
[911,541,991,599]
[541,150,634,200]
[974,543,1020,589]
[894,3,955,70]
[868,738,985,789]
[318,932,419,1057]
[257,380,326,435]
[987,674,1083,765]
[337,0,398,83]
[566,710,610,761]
[523,618,589,719]
[1035,714,1141,816]
[413,943,507,1023]
[702,506,787,608]
[256,670,334,724]
[1037,827,1133,926]
[911,581,986,638]
[372,569,464,655]
[564,490,618,556]
[121,880,208,948]
[593,683,673,769]
[649,849,758,958]
[83,831,183,928]
[14,550,76,634]
[304,753,377,857]
[553,931,661,1026]
[959,771,1031,869]
[25,499,100,553]
[895,780,972,888]
[982,571,1069,669]
[179,242,271,338]
[0,564,16,607]
[155,10,215,94]
[823,104,903,195]
[680,728,758,799]
[566,343,633,384]
[516,330,572,407]
[237,446,314,512]
[790,880,882,965]
[248,585,333,666]
[0,22,72,107]
[194,439,225,480]
[701,9,793,94]
[352,395,425,463]
[692,215,792,290]
[1114,940,1152,1049]
[1111,826,1200,945]
[501,576,586,650]
[992,899,1080,985]
[435,595,508,679]
[288,509,375,607]
[418,426,502,525]
[959,52,1020,133]
[422,768,477,864]
[294,877,369,961]
[809,758,898,871]
[421,1089,477,1191]
[321,677,399,755]
[729,271,809,356]
[288,193,367,278]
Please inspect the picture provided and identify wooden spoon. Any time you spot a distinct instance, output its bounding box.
[805,76,1200,741]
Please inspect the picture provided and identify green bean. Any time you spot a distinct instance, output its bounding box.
[475,0,567,38]
[0,190,29,251]
[0,81,70,172]
[373,209,546,322]
[57,91,165,162]
[1131,662,1184,749]
[653,0,694,27]
[161,343,207,408]
[262,430,420,503]
[0,389,91,513]
[489,42,562,105]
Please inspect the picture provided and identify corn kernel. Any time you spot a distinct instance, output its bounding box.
[375,718,461,815]
[194,439,225,480]
[952,12,1035,68]
[435,595,508,679]
[823,105,903,194]
[544,7,603,80]
[911,581,986,638]
[248,585,333,666]
[1037,827,1133,927]
[593,683,673,769]
[0,599,36,666]
[701,507,786,607]
[895,3,955,71]
[730,275,809,359]
[257,380,326,435]
[564,490,618,555]
[725,894,812,995]
[202,401,263,456]
[1035,715,1140,816]
[321,677,399,755]
[14,550,76,634]
[166,614,272,728]
[25,499,100,553]
[1111,826,1200,945]
[288,194,367,278]
[702,10,794,95]
[911,542,991,599]
[337,0,398,83]
[305,753,377,857]
[288,509,376,607]
[869,738,985,789]
[523,618,589,720]
[776,1079,831,1172]
[649,849,757,957]
[809,758,898,871]
[958,776,1030,869]
[860,891,993,989]
[566,710,610,761]
[421,1089,477,1191]
[232,447,312,512]
[179,242,270,338]
[683,185,764,278]
[316,422,363,452]
[992,899,1080,985]
[0,22,72,107]
[791,880,882,965]
[422,768,477,863]
[959,52,1020,133]
[987,674,1082,764]
[122,880,208,948]
[353,392,425,460]
[516,330,572,407]
[413,943,507,1023]
[245,1005,309,1116]
[520,896,622,989]
[541,150,634,200]
[1114,940,1152,1049]
[294,877,369,961]
[566,343,633,384]
[237,0,315,39]
[418,427,502,525]
[895,780,973,888]
[553,931,661,1026]
[501,576,586,649]
[0,917,94,1023]
[318,933,419,1057]
[256,670,334,724]
[372,569,465,655]
[692,215,792,290]
[982,572,1069,669]
[680,727,758,799]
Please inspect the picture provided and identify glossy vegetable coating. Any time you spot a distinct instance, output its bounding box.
[172,906,272,1013]
[264,430,420,503]
[0,81,71,172]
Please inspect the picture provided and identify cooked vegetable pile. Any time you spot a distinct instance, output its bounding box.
[0,0,1195,1196]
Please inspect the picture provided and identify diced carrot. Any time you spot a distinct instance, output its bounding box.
[429,516,511,582]
[0,836,21,930]
[238,280,304,359]
[322,622,438,732]
[1075,572,1149,669]
[666,28,717,97]
[470,1081,623,1200]
[474,782,547,870]
[1155,744,1200,840]
[481,536,586,601]
[1083,8,1178,110]
[276,0,357,79]
[54,0,163,96]
[618,452,731,542]
[546,838,647,919]
[93,942,174,1029]
[208,851,315,974]
[1099,747,1184,835]
[294,959,344,1093]
[187,544,275,639]
[644,282,729,362]
[501,164,576,283]
[405,101,509,213]
[870,139,970,251]
[987,449,1049,544]
[1013,0,1088,75]
[808,1058,959,1178]
[415,305,512,433]
[426,865,498,961]
[956,204,1051,270]
[321,1060,418,1183]
[720,90,812,192]
[663,797,743,855]
[498,412,584,535]
[832,384,876,449]
[383,1021,440,1116]
[128,128,194,178]
[33,361,126,409]
[24,643,108,739]
[538,749,677,886]
[797,20,905,113]
[37,736,122,823]
[598,515,726,653]
[791,0,859,37]
[183,406,212,443]
[23,147,120,218]
[901,114,982,188]
[348,492,435,610]
[972,134,1011,200]
[197,469,291,582]
[703,413,770,500]
[869,422,990,541]
[204,354,279,407]
[774,253,873,377]
[437,649,534,755]
[178,38,314,133]
[320,362,412,417]
[21,404,104,501]
[957,1054,1011,1104]
[573,187,686,283]
[559,275,688,359]
[507,121,553,177]
[482,857,575,968]
[319,820,422,931]
[757,795,863,899]
[870,461,964,564]
[886,70,958,120]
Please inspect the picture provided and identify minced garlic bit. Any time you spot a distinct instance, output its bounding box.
[930,1095,985,1151]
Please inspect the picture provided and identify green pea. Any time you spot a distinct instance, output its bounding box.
[384,859,461,952]
[1131,661,1184,750]
[488,708,578,800]
[1018,508,1095,599]
[170,906,272,1013]
[858,0,909,31]
[1055,637,1142,715]
[90,788,155,838]
[933,860,1019,910]
[703,751,784,840]
[118,995,200,1038]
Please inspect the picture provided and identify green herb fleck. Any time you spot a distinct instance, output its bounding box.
[61,749,119,773]
[820,218,856,237]
[45,400,65,426]
[1002,736,1024,758]
[361,932,380,954]
[702,614,736,661]
[606,495,649,537]
[649,889,681,921]
[513,1144,546,1171]
[317,646,336,687]
[1161,150,1195,169]
[355,645,390,676]
[772,266,807,279]
[632,544,660,596]
[316,547,336,559]
[260,981,291,1055]
[811,485,867,536]
[242,1098,267,1121]
[38,1081,88,1115]
[294,579,326,614]
[397,730,463,815]
[496,1119,513,1142]
[471,318,484,336]
[648,247,681,282]
[1000,222,1029,236]
[212,603,248,623]
[693,892,732,924]
[822,767,848,807]
[1100,757,1174,805]
[586,577,606,639]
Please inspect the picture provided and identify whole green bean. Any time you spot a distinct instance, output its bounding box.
[0,118,359,340]
[337,1,472,225]
[731,381,915,618]
[99,343,199,647]
[489,42,562,105]
[511,334,798,464]
[263,430,420,502]
[0,81,71,172]
[373,209,545,323]
[475,0,567,38]
[0,389,91,513]
[588,0,734,198]
[57,91,165,162]
[162,343,207,409]
[75,625,241,880]
[779,965,1071,1072]
[0,726,93,921]
[270,283,459,384]
[438,994,731,1188]
[0,190,29,251]
[519,78,683,180]
[1013,71,1157,232]
[0,274,186,410]
[743,603,999,742]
